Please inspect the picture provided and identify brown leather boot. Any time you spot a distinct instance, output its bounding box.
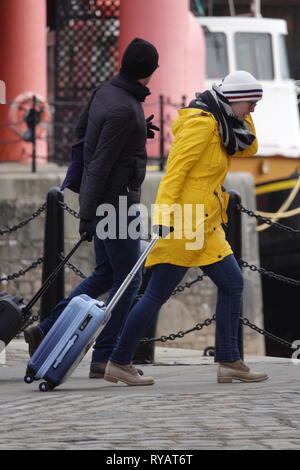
[24,325,44,357]
[104,360,154,386]
[217,360,268,383]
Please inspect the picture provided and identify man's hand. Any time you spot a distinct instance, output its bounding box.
[146,114,160,139]
[79,218,95,242]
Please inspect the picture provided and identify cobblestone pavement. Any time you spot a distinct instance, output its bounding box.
[1,339,300,450]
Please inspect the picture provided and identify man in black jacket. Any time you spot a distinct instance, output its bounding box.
[24,38,159,377]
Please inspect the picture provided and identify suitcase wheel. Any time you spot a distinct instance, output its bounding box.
[39,382,55,392]
[24,374,34,384]
[24,366,36,384]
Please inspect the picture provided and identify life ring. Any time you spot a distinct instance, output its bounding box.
[9,92,50,142]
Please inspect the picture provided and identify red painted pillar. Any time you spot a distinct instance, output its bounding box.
[0,0,47,162]
[119,0,205,158]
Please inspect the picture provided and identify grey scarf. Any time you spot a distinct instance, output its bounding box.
[189,84,256,155]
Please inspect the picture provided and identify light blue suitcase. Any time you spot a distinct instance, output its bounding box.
[24,233,160,391]
[25,295,110,391]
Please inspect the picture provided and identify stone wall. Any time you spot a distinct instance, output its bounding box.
[0,167,265,355]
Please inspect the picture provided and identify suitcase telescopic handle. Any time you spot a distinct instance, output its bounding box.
[105,228,173,316]
[24,235,86,313]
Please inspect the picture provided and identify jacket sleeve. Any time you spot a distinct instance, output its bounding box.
[79,108,135,220]
[153,115,213,227]
[231,114,258,157]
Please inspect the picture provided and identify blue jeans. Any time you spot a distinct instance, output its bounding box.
[110,254,243,365]
[39,213,142,363]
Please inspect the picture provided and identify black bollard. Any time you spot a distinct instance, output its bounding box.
[40,188,65,321]
[132,240,157,364]
[223,190,244,360]
[213,190,244,360]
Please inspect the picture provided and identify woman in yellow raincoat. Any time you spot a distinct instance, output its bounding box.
[104,70,269,386]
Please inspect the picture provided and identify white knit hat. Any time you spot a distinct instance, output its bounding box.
[218,70,263,102]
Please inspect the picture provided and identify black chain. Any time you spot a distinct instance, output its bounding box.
[59,253,87,279]
[140,315,216,344]
[171,272,208,295]
[240,259,300,287]
[0,203,46,235]
[237,203,300,234]
[0,202,45,330]
[240,317,293,349]
[0,257,44,282]
[59,200,300,267]
[61,254,296,348]
[64,260,210,297]
[59,200,282,253]
[140,313,294,349]
[60,254,209,294]
[58,201,80,219]
[141,260,298,347]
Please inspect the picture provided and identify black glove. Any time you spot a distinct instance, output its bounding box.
[152,225,174,238]
[146,114,160,139]
[79,218,95,242]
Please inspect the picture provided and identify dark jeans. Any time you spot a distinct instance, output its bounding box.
[110,254,243,365]
[39,213,142,363]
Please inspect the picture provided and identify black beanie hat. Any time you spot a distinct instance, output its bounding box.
[120,38,159,79]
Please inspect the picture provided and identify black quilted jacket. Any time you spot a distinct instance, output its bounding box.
[77,73,151,220]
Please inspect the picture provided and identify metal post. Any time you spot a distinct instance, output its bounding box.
[31,95,37,173]
[250,0,262,17]
[214,190,244,360]
[228,0,236,16]
[159,94,165,172]
[224,190,244,359]
[40,187,65,321]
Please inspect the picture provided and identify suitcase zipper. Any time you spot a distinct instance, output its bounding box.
[53,334,79,369]
[35,313,85,378]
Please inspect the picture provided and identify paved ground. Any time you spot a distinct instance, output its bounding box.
[0,338,300,451]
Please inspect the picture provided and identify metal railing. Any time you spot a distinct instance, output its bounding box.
[0,94,187,173]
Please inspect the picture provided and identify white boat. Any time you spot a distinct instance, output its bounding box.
[196,14,300,182]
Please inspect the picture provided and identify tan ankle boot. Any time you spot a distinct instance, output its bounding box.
[104,360,154,386]
[89,362,144,379]
[217,360,268,383]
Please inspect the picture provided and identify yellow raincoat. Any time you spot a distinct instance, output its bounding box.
[145,108,258,268]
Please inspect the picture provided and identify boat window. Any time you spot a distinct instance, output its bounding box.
[234,33,274,80]
[204,31,229,78]
[278,34,290,79]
